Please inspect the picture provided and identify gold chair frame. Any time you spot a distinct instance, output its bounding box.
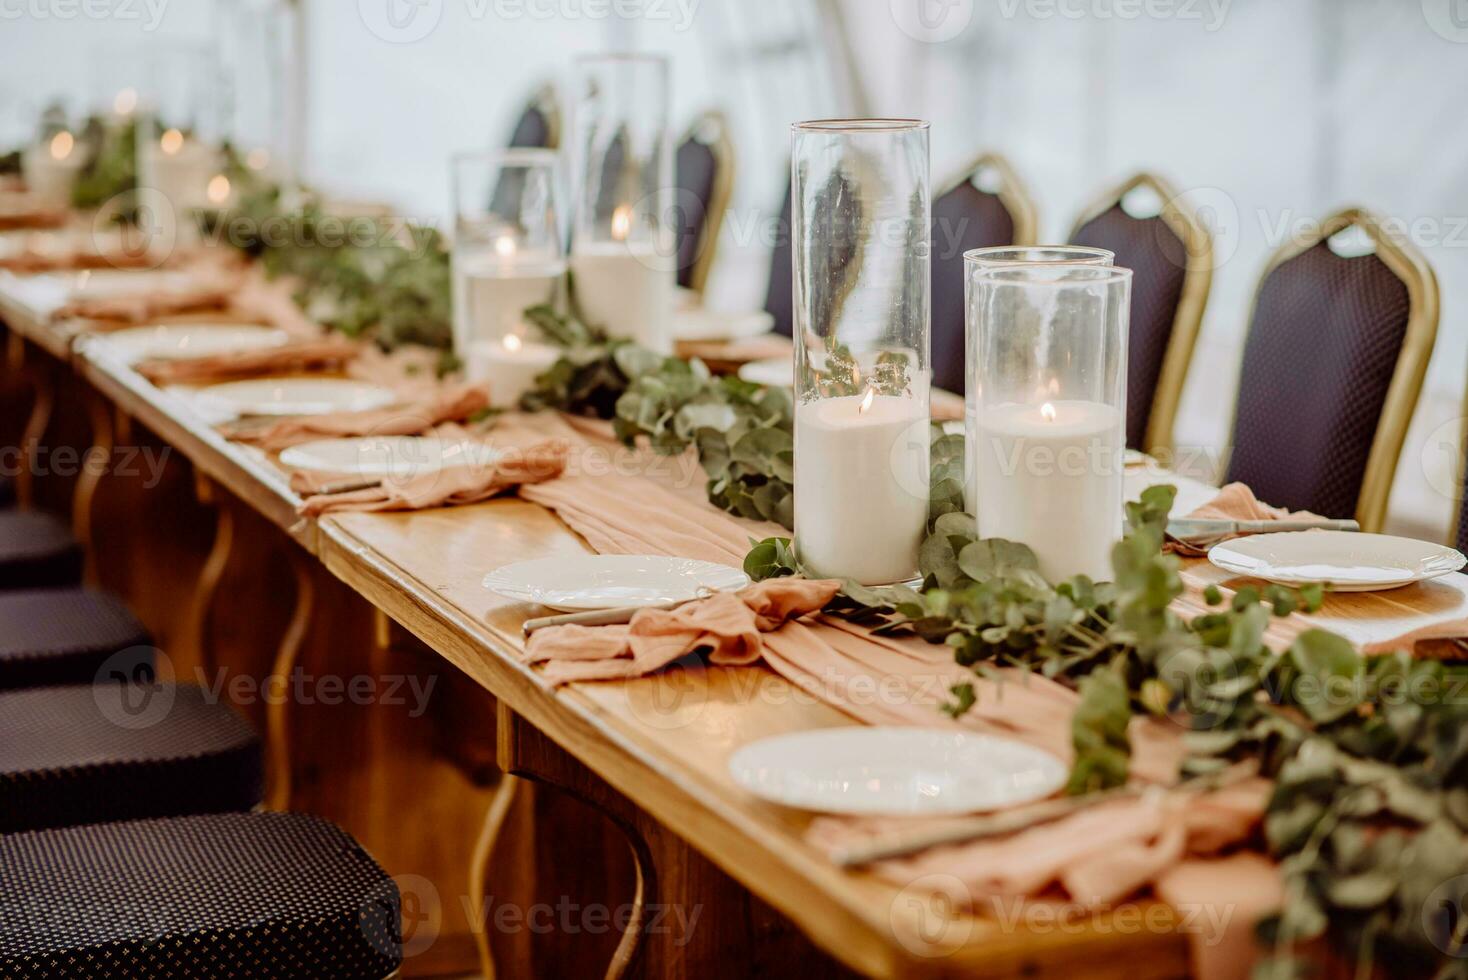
[1226,207,1438,532]
[1068,171,1214,456]
[677,109,736,297]
[935,151,1039,248]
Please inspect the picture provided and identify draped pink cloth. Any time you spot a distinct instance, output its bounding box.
[504,411,1281,979]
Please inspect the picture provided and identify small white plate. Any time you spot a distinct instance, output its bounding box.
[196,378,398,417]
[281,435,503,479]
[1208,530,1466,592]
[672,308,775,342]
[729,728,1067,816]
[483,554,750,612]
[737,357,793,388]
[99,323,289,364]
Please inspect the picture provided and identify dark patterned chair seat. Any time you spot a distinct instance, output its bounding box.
[931,179,1020,394]
[0,683,263,832]
[0,812,403,979]
[0,510,82,590]
[0,589,152,689]
[674,132,719,290]
[1224,237,1416,520]
[1071,199,1191,450]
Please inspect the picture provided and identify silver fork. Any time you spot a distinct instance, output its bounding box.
[1166,518,1360,556]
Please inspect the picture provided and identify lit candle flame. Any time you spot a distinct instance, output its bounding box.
[494,235,517,258]
[610,204,632,242]
[503,333,523,353]
[113,88,138,116]
[859,388,875,415]
[206,174,231,204]
[160,128,185,156]
[1041,402,1057,422]
[48,131,74,162]
[245,148,271,171]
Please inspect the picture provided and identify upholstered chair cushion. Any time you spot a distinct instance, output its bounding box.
[0,812,402,979]
[931,181,1017,394]
[1224,241,1411,518]
[0,683,263,832]
[765,182,795,339]
[674,136,718,289]
[1071,204,1189,449]
[0,510,82,590]
[0,589,152,690]
[508,104,552,149]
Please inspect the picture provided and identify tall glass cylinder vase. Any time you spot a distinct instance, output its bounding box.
[568,54,673,353]
[134,44,224,253]
[791,119,931,586]
[452,149,566,408]
[967,264,1131,583]
[962,246,1114,515]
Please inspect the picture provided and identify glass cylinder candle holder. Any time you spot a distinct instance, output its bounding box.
[568,53,673,353]
[962,246,1114,515]
[22,129,85,209]
[967,264,1132,583]
[791,119,932,586]
[452,149,566,408]
[134,45,224,250]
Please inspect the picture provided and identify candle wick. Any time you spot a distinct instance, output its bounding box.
[1041,402,1057,423]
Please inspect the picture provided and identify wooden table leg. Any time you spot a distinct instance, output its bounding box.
[72,384,115,583]
[17,346,53,511]
[496,706,857,980]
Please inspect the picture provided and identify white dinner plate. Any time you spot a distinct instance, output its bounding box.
[737,356,793,388]
[482,554,750,612]
[67,268,194,298]
[1208,530,1466,592]
[280,435,503,479]
[99,323,289,364]
[196,378,398,417]
[728,728,1067,816]
[671,308,775,342]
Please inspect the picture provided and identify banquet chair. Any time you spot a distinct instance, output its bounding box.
[674,109,735,295]
[1223,208,1438,529]
[764,180,795,338]
[0,588,151,689]
[1069,172,1213,454]
[0,683,263,832]
[0,812,403,978]
[507,81,560,149]
[931,152,1038,393]
[0,509,82,590]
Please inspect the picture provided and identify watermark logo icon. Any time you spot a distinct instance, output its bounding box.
[1423,0,1468,41]
[359,0,443,43]
[890,0,974,43]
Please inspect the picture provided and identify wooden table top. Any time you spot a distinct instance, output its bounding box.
[0,271,1240,978]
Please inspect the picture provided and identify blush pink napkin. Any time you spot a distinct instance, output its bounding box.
[220,384,491,452]
[54,258,246,324]
[292,436,568,515]
[526,578,842,684]
[0,242,156,273]
[0,193,67,231]
[137,336,362,385]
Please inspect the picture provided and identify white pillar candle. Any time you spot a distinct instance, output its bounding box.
[137,129,220,244]
[467,333,561,409]
[973,399,1123,582]
[794,390,929,585]
[21,132,83,209]
[570,239,671,353]
[450,243,563,354]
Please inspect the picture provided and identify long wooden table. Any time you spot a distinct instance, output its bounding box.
[0,267,1232,979]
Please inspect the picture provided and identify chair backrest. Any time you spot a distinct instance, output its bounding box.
[673,110,735,295]
[930,153,1036,394]
[766,151,1036,370]
[1224,209,1438,528]
[1069,172,1212,453]
[507,83,560,150]
[765,181,795,338]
